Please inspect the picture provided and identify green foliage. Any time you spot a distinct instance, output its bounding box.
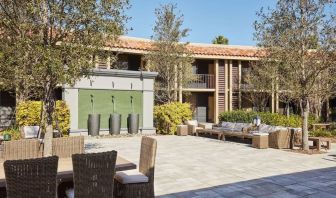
[212,35,229,45]
[146,3,194,103]
[154,102,192,135]
[309,129,336,138]
[218,110,318,128]
[16,101,70,136]
[0,128,21,140]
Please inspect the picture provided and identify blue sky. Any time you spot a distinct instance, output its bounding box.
[126,0,277,46]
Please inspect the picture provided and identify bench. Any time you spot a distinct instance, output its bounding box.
[308,137,331,151]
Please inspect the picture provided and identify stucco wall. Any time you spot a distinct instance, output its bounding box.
[63,69,157,134]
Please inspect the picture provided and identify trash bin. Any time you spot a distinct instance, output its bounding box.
[109,113,121,135]
[88,114,100,136]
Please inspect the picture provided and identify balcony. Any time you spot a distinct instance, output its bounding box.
[186,74,215,89]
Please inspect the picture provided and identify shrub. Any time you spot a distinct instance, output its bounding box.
[309,129,336,137]
[218,110,316,128]
[154,102,192,135]
[16,100,70,136]
[0,127,21,140]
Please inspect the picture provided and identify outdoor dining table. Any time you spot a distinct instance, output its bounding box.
[0,156,137,188]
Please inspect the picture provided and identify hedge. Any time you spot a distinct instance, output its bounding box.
[218,110,318,128]
[154,102,192,135]
[16,100,70,136]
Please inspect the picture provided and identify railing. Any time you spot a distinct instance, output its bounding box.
[240,83,254,90]
[186,74,215,89]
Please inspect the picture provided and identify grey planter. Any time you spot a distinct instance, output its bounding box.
[127,113,139,134]
[88,114,100,136]
[109,113,121,135]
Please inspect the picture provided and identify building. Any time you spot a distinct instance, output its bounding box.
[1,36,333,132]
[102,36,282,123]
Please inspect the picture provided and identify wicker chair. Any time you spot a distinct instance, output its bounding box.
[4,156,59,198]
[114,137,157,198]
[3,139,43,160]
[71,151,118,198]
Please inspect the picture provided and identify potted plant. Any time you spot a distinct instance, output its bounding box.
[109,96,121,135]
[127,96,139,134]
[88,94,100,136]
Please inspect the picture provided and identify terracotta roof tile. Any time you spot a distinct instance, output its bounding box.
[106,36,263,58]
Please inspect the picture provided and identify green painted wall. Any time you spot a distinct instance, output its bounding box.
[78,89,143,129]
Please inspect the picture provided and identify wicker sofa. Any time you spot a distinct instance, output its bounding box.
[213,122,253,139]
[185,120,213,135]
[213,122,302,149]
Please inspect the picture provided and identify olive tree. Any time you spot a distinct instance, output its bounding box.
[0,0,129,155]
[146,3,194,104]
[254,0,336,150]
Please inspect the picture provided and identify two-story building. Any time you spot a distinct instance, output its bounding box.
[2,36,332,131]
[101,36,281,123]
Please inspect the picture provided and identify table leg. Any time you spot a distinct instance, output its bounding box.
[317,140,321,151]
[327,141,331,150]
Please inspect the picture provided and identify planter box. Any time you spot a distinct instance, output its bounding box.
[23,126,40,139]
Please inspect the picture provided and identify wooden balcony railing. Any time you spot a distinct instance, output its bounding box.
[186,74,215,89]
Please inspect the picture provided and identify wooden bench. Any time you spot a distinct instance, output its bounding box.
[195,129,225,140]
[308,137,331,151]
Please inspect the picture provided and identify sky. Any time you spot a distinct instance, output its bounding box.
[126,0,277,46]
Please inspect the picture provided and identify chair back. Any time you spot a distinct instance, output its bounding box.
[139,137,157,184]
[3,139,43,160]
[52,136,84,158]
[72,151,117,198]
[4,156,59,198]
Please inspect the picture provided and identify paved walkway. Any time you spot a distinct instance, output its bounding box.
[86,135,336,198]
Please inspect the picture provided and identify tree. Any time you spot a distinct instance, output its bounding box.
[145,3,194,104]
[254,0,336,150]
[212,35,229,45]
[0,0,129,155]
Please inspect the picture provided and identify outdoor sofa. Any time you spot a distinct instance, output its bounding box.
[211,122,302,149]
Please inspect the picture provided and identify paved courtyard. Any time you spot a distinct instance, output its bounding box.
[86,135,336,198]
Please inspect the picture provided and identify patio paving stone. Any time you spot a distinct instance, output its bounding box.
[85,135,336,197]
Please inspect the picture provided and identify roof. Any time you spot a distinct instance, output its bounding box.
[106,36,263,58]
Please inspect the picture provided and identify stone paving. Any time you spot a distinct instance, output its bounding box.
[86,135,336,198]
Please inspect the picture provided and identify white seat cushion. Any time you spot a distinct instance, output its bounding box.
[186,120,198,126]
[115,169,149,184]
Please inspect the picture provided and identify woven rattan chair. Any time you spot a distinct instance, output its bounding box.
[4,156,59,198]
[114,137,157,198]
[71,151,117,198]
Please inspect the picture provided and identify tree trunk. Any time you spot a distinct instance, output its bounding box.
[173,65,178,102]
[301,98,309,151]
[43,86,55,157]
[326,98,330,122]
[286,102,290,118]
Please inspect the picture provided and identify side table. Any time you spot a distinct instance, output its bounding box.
[177,125,188,136]
[252,133,269,149]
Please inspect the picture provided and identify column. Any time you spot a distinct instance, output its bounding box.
[238,60,242,109]
[214,59,219,123]
[229,60,233,111]
[224,60,229,111]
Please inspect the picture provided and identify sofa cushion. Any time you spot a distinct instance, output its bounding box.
[115,170,149,184]
[258,124,273,133]
[221,122,235,128]
[231,123,247,132]
[186,120,198,126]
